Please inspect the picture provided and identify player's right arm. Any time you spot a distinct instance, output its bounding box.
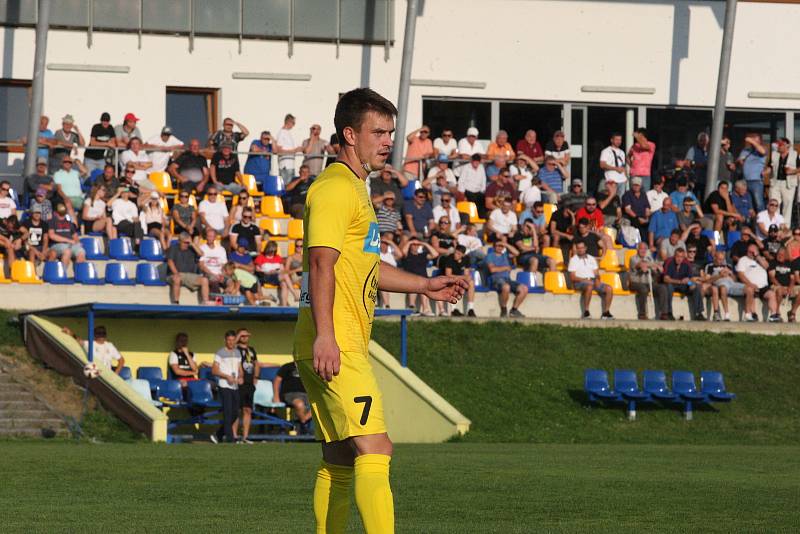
[309,246,341,382]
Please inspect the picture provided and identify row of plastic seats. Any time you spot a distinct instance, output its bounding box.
[148,171,265,198]
[134,365,280,384]
[470,269,630,297]
[542,247,636,273]
[80,237,164,262]
[41,261,166,286]
[585,368,735,419]
[258,217,303,240]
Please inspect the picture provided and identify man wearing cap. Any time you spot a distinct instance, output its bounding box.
[538,155,569,203]
[115,113,142,146]
[376,190,402,237]
[85,112,117,175]
[146,126,184,172]
[50,115,85,174]
[170,139,209,193]
[509,153,538,194]
[30,187,54,222]
[545,131,570,167]
[53,155,86,213]
[599,132,628,197]
[515,130,544,165]
[559,178,586,213]
[621,176,651,237]
[21,204,48,265]
[457,127,486,162]
[208,117,249,152]
[210,141,243,194]
[47,204,85,268]
[22,158,53,202]
[426,154,456,187]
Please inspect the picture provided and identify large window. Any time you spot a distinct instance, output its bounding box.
[422,99,491,141]
[0,80,31,145]
[723,110,785,156]
[646,108,712,173]
[586,107,630,192]
[498,102,562,149]
[166,87,218,146]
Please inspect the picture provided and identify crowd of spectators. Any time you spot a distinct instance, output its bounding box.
[6,110,800,321]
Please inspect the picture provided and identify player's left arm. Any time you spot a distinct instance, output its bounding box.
[378,261,468,304]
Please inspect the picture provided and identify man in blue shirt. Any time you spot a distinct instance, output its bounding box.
[737,133,767,212]
[731,179,756,225]
[243,131,273,185]
[655,247,705,320]
[485,240,528,318]
[35,115,54,160]
[403,189,434,238]
[648,197,679,252]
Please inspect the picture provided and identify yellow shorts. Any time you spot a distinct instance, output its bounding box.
[296,352,386,443]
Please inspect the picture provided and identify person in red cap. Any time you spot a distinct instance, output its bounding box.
[115,112,142,146]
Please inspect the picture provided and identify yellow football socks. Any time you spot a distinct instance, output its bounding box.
[314,462,353,534]
[354,454,395,534]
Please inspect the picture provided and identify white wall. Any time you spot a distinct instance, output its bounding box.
[1,0,800,147]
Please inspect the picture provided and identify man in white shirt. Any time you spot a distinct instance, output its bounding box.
[119,137,154,189]
[457,154,488,216]
[432,193,461,233]
[736,242,780,322]
[110,188,140,240]
[509,154,537,193]
[647,175,669,212]
[487,198,518,242]
[275,113,300,185]
[433,128,458,159]
[457,127,485,160]
[146,126,184,172]
[599,132,627,198]
[199,227,229,293]
[0,181,17,218]
[62,325,126,375]
[211,330,244,443]
[756,199,786,240]
[568,240,614,319]
[426,154,457,186]
[198,187,229,234]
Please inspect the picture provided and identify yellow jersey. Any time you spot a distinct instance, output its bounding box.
[293,162,381,360]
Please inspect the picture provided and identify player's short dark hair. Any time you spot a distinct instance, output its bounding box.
[224,330,237,338]
[334,88,397,142]
[94,326,107,338]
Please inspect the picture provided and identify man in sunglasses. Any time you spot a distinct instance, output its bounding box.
[228,207,260,253]
[169,139,210,193]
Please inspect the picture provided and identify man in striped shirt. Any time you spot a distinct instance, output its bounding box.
[376,190,402,236]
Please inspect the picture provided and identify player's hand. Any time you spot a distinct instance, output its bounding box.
[424,276,469,304]
[313,335,341,382]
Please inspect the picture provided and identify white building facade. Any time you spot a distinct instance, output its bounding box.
[1,0,800,190]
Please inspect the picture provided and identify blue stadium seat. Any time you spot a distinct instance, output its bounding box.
[128,378,161,407]
[109,238,138,260]
[726,230,741,251]
[118,366,132,380]
[253,380,285,409]
[75,262,105,285]
[642,370,679,401]
[584,369,620,401]
[701,229,725,251]
[139,238,165,261]
[157,379,186,407]
[700,371,736,402]
[137,366,163,383]
[89,169,103,184]
[105,263,135,285]
[262,175,285,196]
[135,263,167,286]
[42,261,73,284]
[259,366,280,381]
[187,380,221,408]
[515,271,545,294]
[472,270,491,293]
[614,369,650,419]
[402,179,419,200]
[672,370,707,420]
[80,237,107,260]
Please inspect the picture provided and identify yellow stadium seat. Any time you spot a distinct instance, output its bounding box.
[159,197,170,215]
[623,249,638,270]
[456,201,485,224]
[261,196,290,219]
[603,226,623,249]
[241,174,264,197]
[0,259,11,284]
[599,249,623,272]
[542,247,565,271]
[149,172,177,195]
[543,203,557,225]
[11,260,43,284]
[259,218,287,240]
[203,193,226,204]
[232,195,255,208]
[544,271,574,294]
[600,272,632,296]
[287,219,304,240]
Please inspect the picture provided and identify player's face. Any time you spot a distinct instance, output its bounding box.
[353,111,394,172]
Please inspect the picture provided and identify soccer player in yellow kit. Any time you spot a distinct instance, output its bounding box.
[293,88,468,534]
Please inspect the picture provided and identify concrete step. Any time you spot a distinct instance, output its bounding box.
[0,373,15,383]
[0,382,30,393]
[0,408,54,418]
[0,427,68,437]
[0,418,65,429]
[0,391,36,402]
[0,400,30,409]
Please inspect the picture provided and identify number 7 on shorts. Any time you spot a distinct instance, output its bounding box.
[354,396,373,425]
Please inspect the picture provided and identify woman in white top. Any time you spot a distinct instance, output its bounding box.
[81,184,113,238]
[228,190,254,227]
[140,191,169,249]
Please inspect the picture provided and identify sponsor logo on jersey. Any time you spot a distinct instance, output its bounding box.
[362,222,381,254]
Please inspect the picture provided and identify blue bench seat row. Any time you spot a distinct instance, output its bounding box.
[584,369,735,420]
[80,237,165,261]
[41,261,166,286]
